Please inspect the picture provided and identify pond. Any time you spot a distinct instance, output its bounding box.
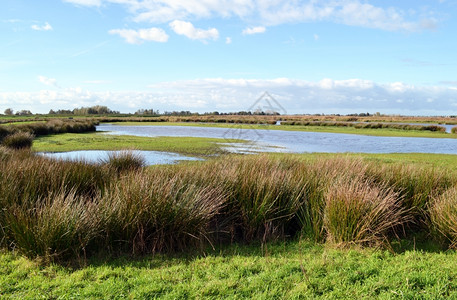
[40,150,202,165]
[97,124,457,155]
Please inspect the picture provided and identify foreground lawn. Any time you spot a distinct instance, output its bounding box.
[1,241,456,299]
[33,132,243,156]
[112,121,457,139]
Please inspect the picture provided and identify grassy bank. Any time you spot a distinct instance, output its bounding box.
[32,132,243,156]
[109,121,456,139]
[2,241,457,299]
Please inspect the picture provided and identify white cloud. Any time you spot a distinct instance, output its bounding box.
[242,26,266,35]
[38,76,59,88]
[4,77,457,115]
[169,20,219,41]
[109,28,169,44]
[31,22,53,31]
[314,34,319,40]
[225,37,232,44]
[67,0,437,33]
[63,0,102,6]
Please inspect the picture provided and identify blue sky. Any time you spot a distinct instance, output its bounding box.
[1,0,457,115]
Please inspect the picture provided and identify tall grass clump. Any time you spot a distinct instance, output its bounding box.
[323,179,406,245]
[100,150,146,173]
[0,125,13,143]
[0,155,109,206]
[3,191,100,261]
[98,171,227,254]
[367,164,453,226]
[1,132,34,149]
[0,146,12,162]
[225,156,307,242]
[452,126,457,134]
[294,157,373,242]
[429,187,457,248]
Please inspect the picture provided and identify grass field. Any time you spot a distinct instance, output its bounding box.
[2,240,457,299]
[110,121,457,139]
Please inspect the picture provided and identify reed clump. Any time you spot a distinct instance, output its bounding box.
[1,132,34,149]
[323,179,405,245]
[429,186,457,248]
[1,152,456,262]
[100,150,146,173]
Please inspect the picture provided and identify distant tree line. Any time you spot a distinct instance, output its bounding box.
[3,108,33,116]
[49,106,120,115]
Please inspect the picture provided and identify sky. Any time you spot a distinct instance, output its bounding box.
[1,0,457,115]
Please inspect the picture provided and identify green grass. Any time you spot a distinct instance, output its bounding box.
[1,241,457,299]
[112,121,457,139]
[32,132,244,156]
[266,152,457,170]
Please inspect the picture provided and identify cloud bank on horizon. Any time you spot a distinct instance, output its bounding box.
[2,77,457,116]
[1,0,456,115]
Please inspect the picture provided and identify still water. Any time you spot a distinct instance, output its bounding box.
[97,124,457,155]
[40,150,202,165]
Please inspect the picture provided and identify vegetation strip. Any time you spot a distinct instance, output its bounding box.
[2,151,457,262]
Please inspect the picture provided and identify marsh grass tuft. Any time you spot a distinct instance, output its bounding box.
[323,179,406,245]
[101,150,146,173]
[429,186,457,248]
[1,132,34,149]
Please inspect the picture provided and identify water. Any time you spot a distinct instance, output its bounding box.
[97,124,457,155]
[40,150,202,165]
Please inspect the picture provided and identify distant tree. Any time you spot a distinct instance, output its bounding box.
[4,108,13,115]
[15,110,33,116]
[135,108,157,115]
[49,109,56,114]
[73,105,118,115]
